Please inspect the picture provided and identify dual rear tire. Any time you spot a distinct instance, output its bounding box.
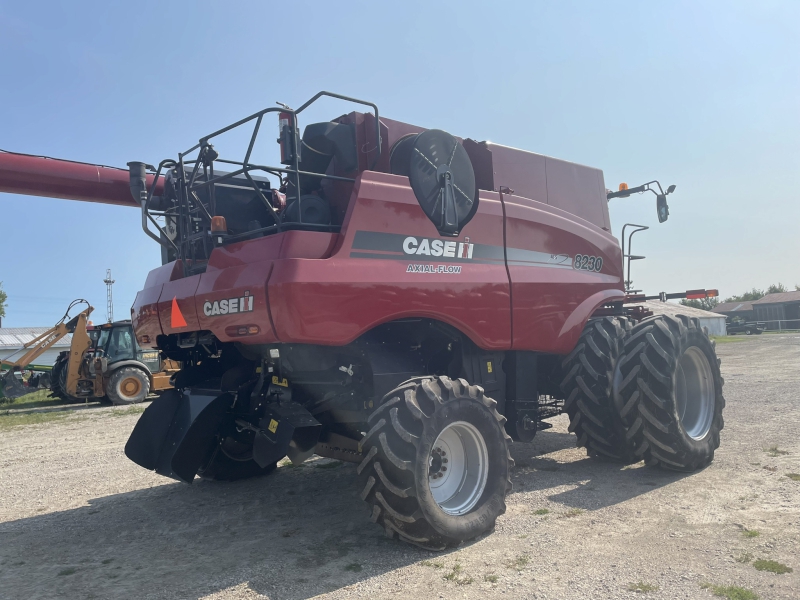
[561,315,725,471]
[616,315,725,471]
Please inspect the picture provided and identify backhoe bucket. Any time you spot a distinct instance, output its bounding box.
[1,371,28,400]
[124,388,232,483]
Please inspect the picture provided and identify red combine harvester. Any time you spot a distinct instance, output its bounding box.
[0,92,724,549]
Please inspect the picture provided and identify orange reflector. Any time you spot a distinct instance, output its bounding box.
[225,324,260,337]
[686,289,709,300]
[707,289,719,297]
[211,216,227,233]
[171,297,188,328]
[139,335,151,344]
[618,182,629,191]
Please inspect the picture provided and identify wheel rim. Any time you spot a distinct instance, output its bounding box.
[120,377,142,398]
[428,421,488,516]
[675,346,715,440]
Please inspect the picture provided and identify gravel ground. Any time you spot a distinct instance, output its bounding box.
[0,334,798,600]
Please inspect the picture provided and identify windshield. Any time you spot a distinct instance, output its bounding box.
[106,327,134,362]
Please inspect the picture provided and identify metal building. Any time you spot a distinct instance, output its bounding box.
[0,327,72,369]
[751,291,800,331]
[641,300,728,336]
[711,301,755,322]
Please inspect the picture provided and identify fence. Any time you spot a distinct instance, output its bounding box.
[761,320,800,332]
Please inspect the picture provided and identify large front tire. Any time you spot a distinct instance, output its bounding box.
[358,376,513,551]
[616,315,725,471]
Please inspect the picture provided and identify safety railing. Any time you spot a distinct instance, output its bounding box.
[139,92,381,275]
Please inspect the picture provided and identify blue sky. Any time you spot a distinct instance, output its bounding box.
[1,0,798,327]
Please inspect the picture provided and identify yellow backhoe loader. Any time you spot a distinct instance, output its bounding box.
[1,300,176,404]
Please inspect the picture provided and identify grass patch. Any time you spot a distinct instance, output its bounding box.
[785,473,800,481]
[420,560,444,569]
[700,583,758,600]
[1,389,70,410]
[505,554,530,571]
[484,574,499,583]
[278,458,304,469]
[628,581,659,593]
[711,336,747,344]
[741,529,759,538]
[111,405,146,417]
[0,409,71,429]
[314,461,342,469]
[442,563,472,585]
[560,508,584,518]
[533,508,550,515]
[57,567,77,576]
[344,562,362,572]
[764,445,789,457]
[752,559,792,574]
[734,552,753,564]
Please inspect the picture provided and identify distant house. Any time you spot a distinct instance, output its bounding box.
[751,291,800,330]
[0,327,72,369]
[711,301,755,322]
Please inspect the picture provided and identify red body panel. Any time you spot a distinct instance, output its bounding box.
[132,171,624,355]
[503,194,624,353]
[268,173,511,348]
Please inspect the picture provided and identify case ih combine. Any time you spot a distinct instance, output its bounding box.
[0,92,724,549]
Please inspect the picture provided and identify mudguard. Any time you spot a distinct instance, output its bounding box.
[253,402,322,467]
[124,388,232,483]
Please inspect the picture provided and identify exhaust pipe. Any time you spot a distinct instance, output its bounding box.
[128,161,177,252]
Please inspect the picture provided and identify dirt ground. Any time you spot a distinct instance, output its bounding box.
[1,334,798,600]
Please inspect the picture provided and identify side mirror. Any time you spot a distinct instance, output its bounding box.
[667,184,676,194]
[657,194,669,223]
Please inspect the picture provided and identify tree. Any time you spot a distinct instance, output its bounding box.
[724,287,764,303]
[766,283,787,294]
[681,297,719,311]
[0,281,6,320]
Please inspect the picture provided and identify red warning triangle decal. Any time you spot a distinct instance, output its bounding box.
[171,297,188,328]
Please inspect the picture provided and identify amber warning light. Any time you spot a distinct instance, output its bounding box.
[211,216,227,233]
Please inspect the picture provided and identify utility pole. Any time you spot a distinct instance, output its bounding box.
[103,269,115,323]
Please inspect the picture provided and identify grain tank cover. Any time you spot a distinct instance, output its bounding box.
[463,141,611,231]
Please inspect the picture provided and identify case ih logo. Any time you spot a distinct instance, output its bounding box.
[203,292,254,317]
[402,236,474,259]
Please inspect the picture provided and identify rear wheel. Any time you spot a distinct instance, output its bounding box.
[105,367,150,405]
[358,376,512,550]
[616,315,725,471]
[49,354,80,402]
[560,317,637,462]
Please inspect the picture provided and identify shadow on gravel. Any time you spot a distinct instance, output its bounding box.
[509,429,688,510]
[0,428,688,600]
